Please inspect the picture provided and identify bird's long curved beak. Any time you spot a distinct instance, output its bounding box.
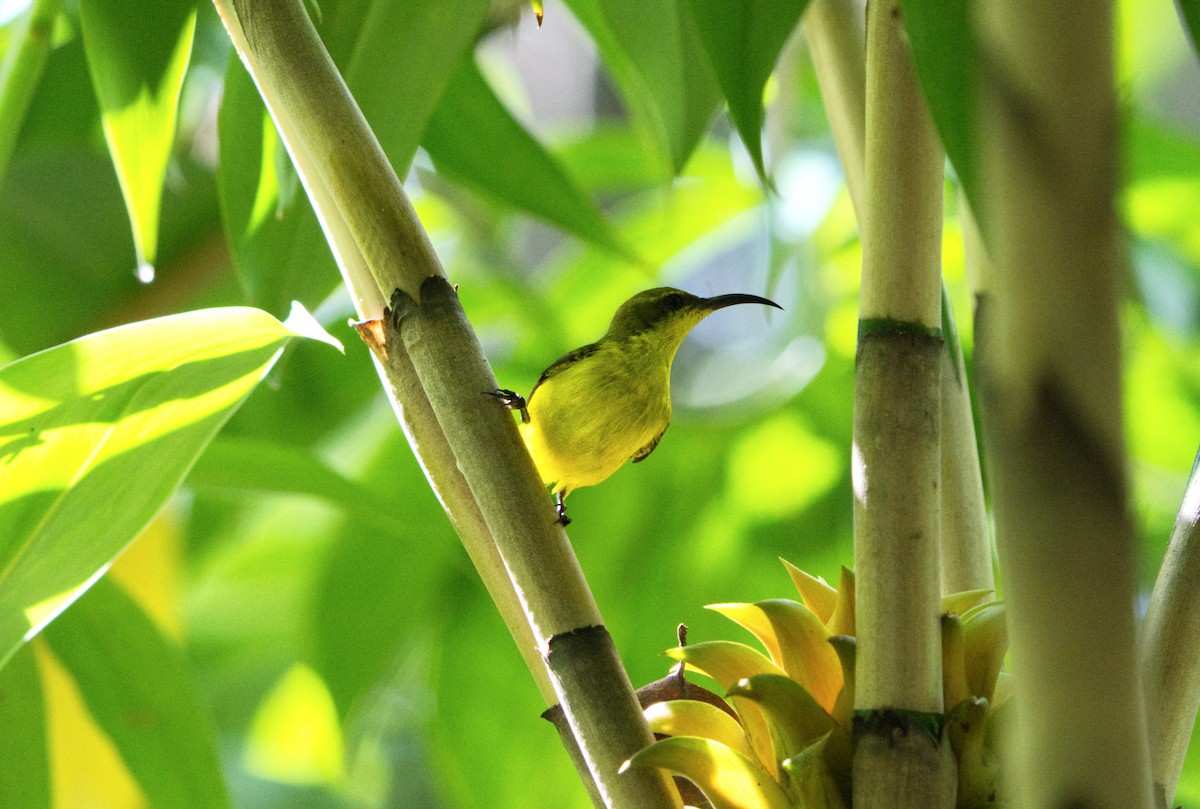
[701,292,783,312]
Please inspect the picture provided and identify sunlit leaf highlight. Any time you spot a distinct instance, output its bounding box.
[79,0,196,274]
[0,305,334,668]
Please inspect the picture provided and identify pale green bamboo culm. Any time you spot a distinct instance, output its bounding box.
[210,0,681,805]
[975,0,1155,806]
[1141,448,1200,807]
[851,0,951,805]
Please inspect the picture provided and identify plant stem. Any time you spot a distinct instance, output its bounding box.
[851,0,948,805]
[938,285,992,595]
[211,2,680,805]
[975,0,1155,806]
[1141,447,1200,807]
[0,0,62,184]
[802,0,990,599]
[802,0,866,220]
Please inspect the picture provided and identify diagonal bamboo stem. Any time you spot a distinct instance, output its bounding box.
[1141,447,1200,807]
[210,2,680,805]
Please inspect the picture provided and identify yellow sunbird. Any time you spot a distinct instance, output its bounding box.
[491,287,781,524]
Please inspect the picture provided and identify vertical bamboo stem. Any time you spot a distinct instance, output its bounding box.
[938,285,992,596]
[975,0,1155,806]
[802,0,866,220]
[851,0,949,805]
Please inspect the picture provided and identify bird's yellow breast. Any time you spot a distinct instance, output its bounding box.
[519,341,671,495]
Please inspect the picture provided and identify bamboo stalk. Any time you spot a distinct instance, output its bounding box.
[1141,448,1200,807]
[938,286,992,596]
[851,0,948,805]
[974,0,1155,806]
[211,2,680,805]
[801,0,866,220]
[802,0,990,599]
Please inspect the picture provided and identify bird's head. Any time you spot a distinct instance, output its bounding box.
[604,287,782,346]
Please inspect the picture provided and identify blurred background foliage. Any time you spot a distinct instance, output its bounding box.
[2,0,1200,806]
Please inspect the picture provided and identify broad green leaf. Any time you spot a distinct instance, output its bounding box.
[343,0,489,174]
[1180,0,1200,57]
[685,0,809,182]
[564,0,721,177]
[43,577,228,809]
[187,436,397,535]
[0,643,49,809]
[79,0,196,276]
[217,55,340,314]
[423,58,627,256]
[901,0,976,206]
[0,0,62,183]
[0,304,336,669]
[621,736,790,809]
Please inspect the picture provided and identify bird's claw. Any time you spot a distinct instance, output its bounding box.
[554,493,571,527]
[485,388,530,423]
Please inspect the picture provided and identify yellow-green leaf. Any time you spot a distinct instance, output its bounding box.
[942,589,992,616]
[779,734,850,809]
[828,567,855,636]
[709,599,842,713]
[622,737,790,809]
[43,577,229,809]
[728,674,835,764]
[665,641,785,774]
[644,699,757,761]
[666,640,785,690]
[0,304,335,669]
[79,0,196,275]
[962,601,1007,702]
[781,559,837,624]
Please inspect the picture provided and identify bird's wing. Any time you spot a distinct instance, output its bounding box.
[528,342,602,398]
[632,425,668,463]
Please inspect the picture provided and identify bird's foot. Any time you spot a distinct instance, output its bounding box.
[485,388,530,423]
[554,492,571,527]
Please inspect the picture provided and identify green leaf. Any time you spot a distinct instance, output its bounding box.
[343,0,490,174]
[685,0,809,182]
[621,736,790,809]
[0,0,63,183]
[779,733,851,809]
[901,0,976,205]
[643,698,757,760]
[43,577,229,809]
[728,674,835,763]
[187,435,397,535]
[217,54,339,314]
[423,58,627,256]
[564,0,721,177]
[0,644,49,809]
[0,305,335,669]
[79,0,196,276]
[665,640,786,691]
[1180,0,1200,56]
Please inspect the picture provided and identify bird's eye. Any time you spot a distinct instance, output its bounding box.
[664,293,684,311]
